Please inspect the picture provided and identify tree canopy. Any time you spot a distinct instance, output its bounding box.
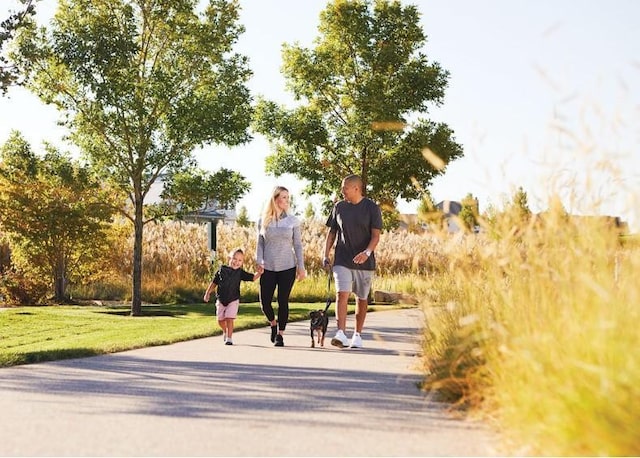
[253,0,463,217]
[0,0,37,94]
[11,0,253,314]
[0,131,116,303]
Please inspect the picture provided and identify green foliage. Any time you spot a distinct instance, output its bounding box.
[0,0,37,93]
[417,191,443,228]
[0,302,337,367]
[159,166,250,214]
[235,205,251,227]
[304,202,316,221]
[381,205,400,231]
[458,193,479,231]
[11,0,253,314]
[253,0,463,217]
[0,131,117,303]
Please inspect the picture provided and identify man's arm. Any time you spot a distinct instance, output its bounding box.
[323,228,337,268]
[366,228,381,254]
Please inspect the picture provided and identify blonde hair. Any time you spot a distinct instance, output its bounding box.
[228,247,245,259]
[260,186,288,235]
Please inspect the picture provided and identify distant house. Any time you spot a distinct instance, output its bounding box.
[435,200,463,233]
[398,200,464,233]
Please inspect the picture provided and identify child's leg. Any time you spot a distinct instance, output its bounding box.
[224,300,239,343]
[216,301,227,339]
[218,319,227,338]
[226,318,235,339]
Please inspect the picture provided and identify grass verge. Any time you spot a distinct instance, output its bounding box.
[0,302,401,367]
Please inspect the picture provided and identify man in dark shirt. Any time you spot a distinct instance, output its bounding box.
[323,175,382,349]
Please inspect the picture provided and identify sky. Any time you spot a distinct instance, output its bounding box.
[1,0,639,231]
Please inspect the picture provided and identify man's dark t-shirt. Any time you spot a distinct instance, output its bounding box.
[326,197,382,271]
[212,265,254,305]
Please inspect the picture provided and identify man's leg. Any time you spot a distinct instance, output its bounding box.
[336,291,350,331]
[354,297,368,333]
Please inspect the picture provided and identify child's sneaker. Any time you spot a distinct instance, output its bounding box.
[331,330,349,348]
[349,332,363,348]
[225,339,233,345]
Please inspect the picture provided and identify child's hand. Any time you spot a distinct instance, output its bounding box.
[203,293,210,302]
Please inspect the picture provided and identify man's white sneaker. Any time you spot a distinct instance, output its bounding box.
[349,332,363,348]
[331,330,349,348]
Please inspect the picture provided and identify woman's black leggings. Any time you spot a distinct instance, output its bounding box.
[259,267,296,331]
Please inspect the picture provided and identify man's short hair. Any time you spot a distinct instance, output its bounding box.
[344,174,362,188]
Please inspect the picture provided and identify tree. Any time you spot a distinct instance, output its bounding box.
[0,0,37,94]
[11,0,253,315]
[235,205,250,227]
[510,186,531,221]
[416,191,443,229]
[459,193,479,232]
[159,167,250,215]
[0,131,116,303]
[304,202,316,221]
[253,0,463,218]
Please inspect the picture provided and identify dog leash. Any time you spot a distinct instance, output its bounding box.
[323,268,333,313]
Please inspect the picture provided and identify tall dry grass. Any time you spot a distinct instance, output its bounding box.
[76,218,444,303]
[420,208,639,456]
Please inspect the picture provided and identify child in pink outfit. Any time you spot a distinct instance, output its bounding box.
[204,248,260,345]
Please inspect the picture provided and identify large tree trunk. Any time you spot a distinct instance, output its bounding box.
[131,198,144,316]
[53,252,67,303]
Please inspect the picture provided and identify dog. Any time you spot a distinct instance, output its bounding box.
[309,298,331,348]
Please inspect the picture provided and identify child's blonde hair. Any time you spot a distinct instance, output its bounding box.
[228,247,245,259]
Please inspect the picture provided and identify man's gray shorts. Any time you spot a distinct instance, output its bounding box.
[332,265,375,300]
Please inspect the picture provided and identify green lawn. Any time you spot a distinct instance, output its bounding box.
[0,302,402,367]
[0,302,335,367]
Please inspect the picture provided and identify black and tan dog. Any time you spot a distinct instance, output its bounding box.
[309,298,331,348]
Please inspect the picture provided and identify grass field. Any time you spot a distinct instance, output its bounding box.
[0,301,401,367]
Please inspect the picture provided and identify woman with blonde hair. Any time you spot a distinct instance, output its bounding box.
[256,186,306,346]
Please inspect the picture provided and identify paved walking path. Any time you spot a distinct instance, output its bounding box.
[0,307,499,456]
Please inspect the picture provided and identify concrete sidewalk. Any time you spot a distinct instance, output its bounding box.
[0,307,499,456]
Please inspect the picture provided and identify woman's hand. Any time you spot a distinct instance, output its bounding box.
[297,268,307,281]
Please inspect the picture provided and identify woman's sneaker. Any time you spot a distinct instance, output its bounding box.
[349,332,363,348]
[274,334,284,347]
[331,330,349,348]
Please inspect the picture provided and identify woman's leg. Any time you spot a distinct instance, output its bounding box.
[260,270,278,342]
[259,270,277,324]
[275,267,297,332]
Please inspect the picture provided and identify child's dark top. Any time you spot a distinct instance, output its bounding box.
[213,265,255,305]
